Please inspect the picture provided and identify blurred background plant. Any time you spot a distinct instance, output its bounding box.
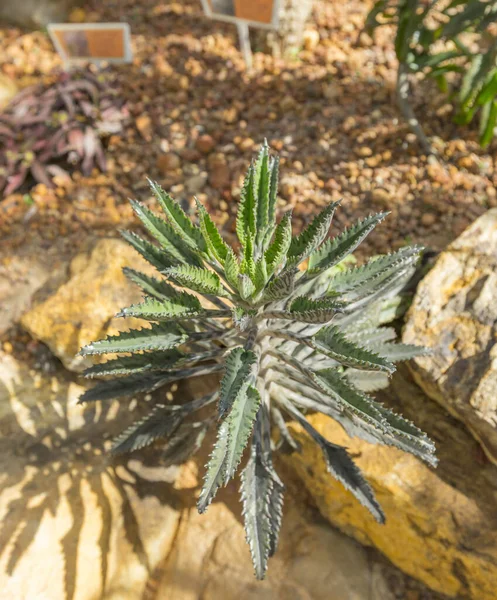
[0,68,129,195]
[366,0,497,152]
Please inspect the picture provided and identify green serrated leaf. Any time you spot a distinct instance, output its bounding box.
[148,179,206,251]
[196,199,230,264]
[224,385,261,483]
[308,213,388,273]
[255,141,271,243]
[262,155,280,250]
[237,165,257,246]
[219,347,258,417]
[239,273,256,300]
[80,323,187,355]
[314,325,395,372]
[224,247,241,289]
[198,420,229,513]
[254,257,268,292]
[121,230,174,272]
[130,200,202,266]
[117,294,204,321]
[123,267,178,300]
[240,444,274,579]
[260,268,298,302]
[288,201,340,265]
[264,211,292,275]
[84,349,183,377]
[165,265,227,297]
[312,368,389,431]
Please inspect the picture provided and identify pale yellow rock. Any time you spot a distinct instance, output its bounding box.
[284,370,497,600]
[404,208,497,464]
[157,494,394,600]
[0,353,181,600]
[20,238,156,372]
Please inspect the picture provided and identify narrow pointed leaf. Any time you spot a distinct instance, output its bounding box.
[240,444,274,579]
[148,179,206,250]
[314,325,395,372]
[196,199,230,263]
[224,386,261,483]
[308,213,388,273]
[224,247,241,289]
[218,347,258,417]
[287,202,340,265]
[130,200,202,266]
[198,420,229,513]
[123,267,178,300]
[121,230,174,272]
[84,349,183,377]
[117,294,204,321]
[80,323,187,355]
[165,265,227,297]
[264,211,292,274]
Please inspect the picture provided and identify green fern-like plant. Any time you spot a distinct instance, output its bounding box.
[80,142,436,579]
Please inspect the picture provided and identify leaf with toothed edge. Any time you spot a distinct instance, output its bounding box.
[196,198,230,264]
[120,230,174,272]
[123,267,179,300]
[148,179,206,251]
[83,349,184,378]
[198,420,229,513]
[287,201,340,265]
[117,294,205,321]
[164,265,228,297]
[264,211,292,275]
[224,247,240,289]
[130,199,202,267]
[281,400,385,523]
[218,347,258,417]
[80,323,187,355]
[224,385,261,484]
[240,443,274,579]
[313,325,395,372]
[308,212,389,274]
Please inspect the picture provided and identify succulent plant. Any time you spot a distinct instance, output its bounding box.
[80,143,437,578]
[367,0,497,151]
[0,69,128,196]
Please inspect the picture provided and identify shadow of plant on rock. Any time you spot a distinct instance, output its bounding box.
[0,353,184,600]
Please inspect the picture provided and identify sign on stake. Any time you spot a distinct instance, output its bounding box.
[48,23,132,68]
[200,0,279,68]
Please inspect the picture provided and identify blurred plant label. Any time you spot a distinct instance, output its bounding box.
[48,23,132,65]
[200,0,279,29]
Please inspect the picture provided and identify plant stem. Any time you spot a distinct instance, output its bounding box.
[397,63,436,155]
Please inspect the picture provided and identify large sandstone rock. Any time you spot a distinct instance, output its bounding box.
[21,238,155,372]
[0,351,401,600]
[404,209,497,465]
[0,352,181,600]
[284,368,497,600]
[159,477,394,600]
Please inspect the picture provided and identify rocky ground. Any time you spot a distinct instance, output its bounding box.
[1,0,497,599]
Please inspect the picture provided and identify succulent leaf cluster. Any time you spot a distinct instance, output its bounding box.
[367,0,497,147]
[80,143,436,578]
[0,69,129,195]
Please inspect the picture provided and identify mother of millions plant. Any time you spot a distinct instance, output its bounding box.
[79,143,437,578]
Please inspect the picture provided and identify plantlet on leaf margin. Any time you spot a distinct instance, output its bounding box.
[79,141,436,579]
